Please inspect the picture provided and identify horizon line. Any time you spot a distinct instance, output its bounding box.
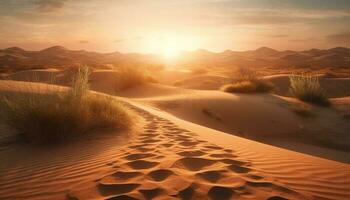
[1,45,349,55]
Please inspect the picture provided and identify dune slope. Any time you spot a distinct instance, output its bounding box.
[122,84,350,157]
[0,81,350,200]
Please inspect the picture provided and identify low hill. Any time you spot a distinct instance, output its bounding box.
[0,46,162,72]
[1,46,349,74]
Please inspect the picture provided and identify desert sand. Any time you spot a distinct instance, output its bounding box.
[1,70,350,200]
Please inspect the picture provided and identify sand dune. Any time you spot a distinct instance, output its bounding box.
[5,69,350,97]
[173,74,231,90]
[2,70,350,153]
[0,80,350,200]
[114,83,350,158]
[166,73,350,98]
[2,69,350,153]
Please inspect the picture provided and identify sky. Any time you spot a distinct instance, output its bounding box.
[0,0,350,54]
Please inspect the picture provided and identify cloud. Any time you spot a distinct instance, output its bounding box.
[202,9,350,27]
[35,0,67,12]
[327,32,350,45]
[203,0,350,13]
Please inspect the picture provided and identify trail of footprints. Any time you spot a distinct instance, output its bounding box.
[70,107,308,200]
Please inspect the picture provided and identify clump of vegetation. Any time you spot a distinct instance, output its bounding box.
[289,75,330,106]
[221,80,273,93]
[115,66,157,91]
[0,67,133,144]
[233,67,259,82]
[221,68,274,93]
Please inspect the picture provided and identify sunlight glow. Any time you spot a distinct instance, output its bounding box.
[163,40,180,59]
[144,33,199,60]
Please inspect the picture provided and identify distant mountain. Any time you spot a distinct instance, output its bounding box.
[0,46,349,72]
[177,47,350,69]
[0,46,162,72]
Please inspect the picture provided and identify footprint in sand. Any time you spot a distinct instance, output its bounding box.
[106,194,139,200]
[195,170,227,183]
[267,196,289,200]
[202,145,225,150]
[99,171,143,184]
[126,160,159,170]
[147,169,175,182]
[111,171,143,180]
[98,183,140,196]
[176,185,195,200]
[228,164,251,173]
[172,157,217,171]
[177,150,206,157]
[208,186,234,200]
[124,153,157,161]
[139,188,165,199]
[178,141,200,147]
[245,173,264,180]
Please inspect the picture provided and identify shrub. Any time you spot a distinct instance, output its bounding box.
[232,67,259,82]
[289,75,330,106]
[115,66,156,91]
[221,80,273,93]
[0,67,133,144]
[221,68,273,93]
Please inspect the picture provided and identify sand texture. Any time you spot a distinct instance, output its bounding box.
[0,76,350,200]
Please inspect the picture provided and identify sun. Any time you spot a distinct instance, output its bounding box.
[163,46,180,59]
[144,33,199,60]
[162,38,180,59]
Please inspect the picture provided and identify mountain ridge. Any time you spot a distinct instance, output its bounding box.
[0,46,349,72]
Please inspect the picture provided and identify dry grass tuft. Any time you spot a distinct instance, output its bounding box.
[221,68,273,93]
[221,80,273,93]
[289,75,330,106]
[115,66,157,91]
[0,67,133,144]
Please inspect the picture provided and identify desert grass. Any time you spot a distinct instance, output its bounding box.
[221,80,273,93]
[221,68,274,93]
[115,66,156,91]
[289,75,330,106]
[0,67,133,144]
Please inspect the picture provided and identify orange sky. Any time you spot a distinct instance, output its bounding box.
[0,0,350,53]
